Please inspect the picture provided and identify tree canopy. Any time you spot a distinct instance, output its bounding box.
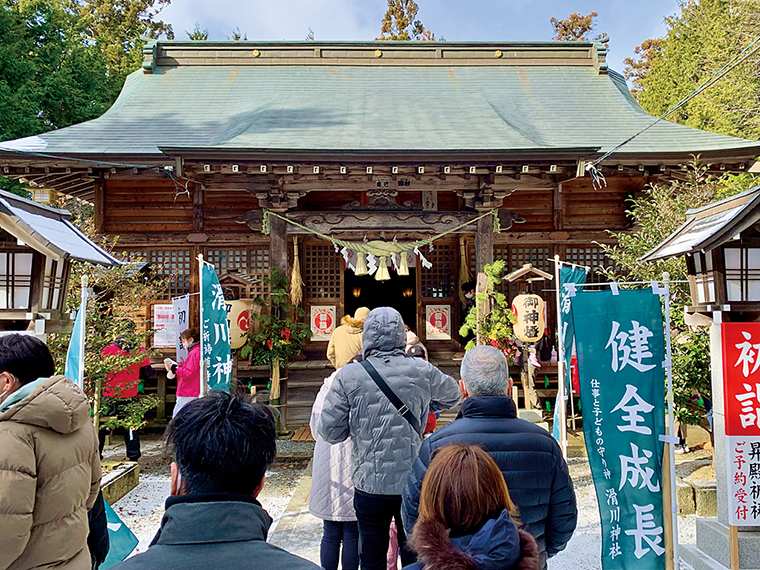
[377,0,436,41]
[625,0,760,140]
[550,12,605,41]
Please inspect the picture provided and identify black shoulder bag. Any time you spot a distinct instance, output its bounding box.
[360,359,421,434]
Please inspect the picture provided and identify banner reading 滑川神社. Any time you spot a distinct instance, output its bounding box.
[722,323,760,526]
[200,261,232,392]
[571,289,666,570]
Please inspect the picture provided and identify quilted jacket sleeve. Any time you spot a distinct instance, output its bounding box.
[426,364,461,414]
[544,445,578,557]
[0,429,36,569]
[87,431,102,510]
[401,436,433,532]
[317,371,350,444]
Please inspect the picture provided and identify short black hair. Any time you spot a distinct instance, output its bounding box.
[0,334,55,385]
[462,281,476,292]
[166,391,277,495]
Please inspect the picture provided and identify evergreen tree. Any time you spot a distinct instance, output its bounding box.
[186,22,208,40]
[625,0,760,139]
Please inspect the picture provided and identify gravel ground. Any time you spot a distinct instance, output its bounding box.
[105,434,703,567]
[103,434,311,556]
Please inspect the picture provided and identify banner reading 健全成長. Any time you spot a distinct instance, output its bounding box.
[571,288,666,570]
[200,261,232,392]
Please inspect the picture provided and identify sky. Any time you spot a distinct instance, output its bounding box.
[157,0,681,76]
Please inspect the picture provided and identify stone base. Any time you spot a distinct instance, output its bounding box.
[684,518,760,570]
[101,461,140,504]
[517,409,548,431]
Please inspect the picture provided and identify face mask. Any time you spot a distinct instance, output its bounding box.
[465,292,474,299]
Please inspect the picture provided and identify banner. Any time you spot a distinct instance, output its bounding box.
[201,262,232,392]
[721,323,760,525]
[572,289,666,570]
[559,265,588,391]
[101,500,139,569]
[64,289,89,389]
[172,295,190,361]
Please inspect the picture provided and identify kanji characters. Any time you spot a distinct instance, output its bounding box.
[624,503,665,559]
[611,384,655,435]
[735,383,760,429]
[606,320,656,373]
[735,331,760,378]
[619,442,661,493]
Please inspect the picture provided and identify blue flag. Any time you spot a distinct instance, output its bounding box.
[101,500,139,569]
[64,291,88,388]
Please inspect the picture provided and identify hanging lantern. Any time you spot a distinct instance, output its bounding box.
[397,252,409,276]
[375,257,390,281]
[355,253,368,276]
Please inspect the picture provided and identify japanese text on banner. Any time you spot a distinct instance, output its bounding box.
[201,263,232,392]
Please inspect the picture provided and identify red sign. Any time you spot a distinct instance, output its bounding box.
[722,323,760,526]
[722,323,760,437]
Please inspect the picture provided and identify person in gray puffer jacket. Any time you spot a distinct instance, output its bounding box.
[319,306,461,570]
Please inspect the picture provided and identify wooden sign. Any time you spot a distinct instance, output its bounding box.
[512,294,545,343]
[426,305,451,340]
[722,323,760,526]
[311,306,336,341]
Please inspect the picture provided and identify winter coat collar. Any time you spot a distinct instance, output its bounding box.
[408,510,540,570]
[460,395,518,420]
[0,376,46,412]
[0,375,90,434]
[155,493,272,546]
[362,307,406,358]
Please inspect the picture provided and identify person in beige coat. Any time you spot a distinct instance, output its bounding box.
[0,334,101,570]
[327,307,370,369]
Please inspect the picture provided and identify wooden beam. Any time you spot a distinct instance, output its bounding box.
[93,179,105,233]
[193,184,204,233]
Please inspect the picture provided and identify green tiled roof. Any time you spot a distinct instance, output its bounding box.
[1,42,759,160]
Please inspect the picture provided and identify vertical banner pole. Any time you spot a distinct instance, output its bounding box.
[198,254,208,397]
[662,272,679,570]
[554,256,568,458]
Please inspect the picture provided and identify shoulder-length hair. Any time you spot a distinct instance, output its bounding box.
[417,443,519,536]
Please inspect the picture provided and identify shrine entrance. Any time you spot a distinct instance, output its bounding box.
[344,268,418,332]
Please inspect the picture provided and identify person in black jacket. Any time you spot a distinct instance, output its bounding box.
[402,345,577,570]
[112,391,319,570]
[88,490,110,569]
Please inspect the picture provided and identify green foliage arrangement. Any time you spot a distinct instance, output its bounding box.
[601,161,758,427]
[240,269,311,366]
[459,260,517,355]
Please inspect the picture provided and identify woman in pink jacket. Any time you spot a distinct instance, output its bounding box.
[165,328,201,417]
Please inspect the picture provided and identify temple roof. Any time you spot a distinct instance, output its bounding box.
[1,41,759,164]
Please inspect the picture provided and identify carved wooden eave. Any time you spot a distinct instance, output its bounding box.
[235,210,525,235]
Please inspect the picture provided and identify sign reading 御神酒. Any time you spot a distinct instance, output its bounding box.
[512,294,545,343]
[722,323,760,526]
[571,289,666,570]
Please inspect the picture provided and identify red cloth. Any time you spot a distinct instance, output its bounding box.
[424,413,437,434]
[101,344,150,399]
[570,354,580,395]
[176,344,201,398]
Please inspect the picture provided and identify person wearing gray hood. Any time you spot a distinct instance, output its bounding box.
[319,306,461,570]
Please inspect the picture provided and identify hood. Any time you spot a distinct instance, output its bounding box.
[406,330,421,345]
[340,315,365,332]
[362,307,406,358]
[0,375,91,434]
[410,509,528,570]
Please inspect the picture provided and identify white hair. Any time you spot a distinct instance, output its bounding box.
[460,345,510,396]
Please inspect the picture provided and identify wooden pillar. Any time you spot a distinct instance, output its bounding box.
[475,213,494,345]
[193,184,204,233]
[269,213,289,278]
[93,178,105,234]
[552,181,564,230]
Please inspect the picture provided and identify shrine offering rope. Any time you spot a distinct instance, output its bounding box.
[261,209,498,257]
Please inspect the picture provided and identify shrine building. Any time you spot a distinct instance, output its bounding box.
[1,40,759,423]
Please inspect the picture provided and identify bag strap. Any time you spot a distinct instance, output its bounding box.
[360,359,421,434]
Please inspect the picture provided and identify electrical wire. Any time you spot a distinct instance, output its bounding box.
[587,34,760,173]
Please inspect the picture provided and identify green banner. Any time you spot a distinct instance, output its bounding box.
[559,264,588,388]
[571,289,666,570]
[201,262,232,392]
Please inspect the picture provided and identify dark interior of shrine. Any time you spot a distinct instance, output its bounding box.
[343,268,418,333]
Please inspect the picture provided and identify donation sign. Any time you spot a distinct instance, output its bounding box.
[201,262,232,392]
[426,305,451,340]
[311,306,335,341]
[722,323,760,526]
[572,289,666,570]
[512,294,545,343]
[172,295,190,361]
